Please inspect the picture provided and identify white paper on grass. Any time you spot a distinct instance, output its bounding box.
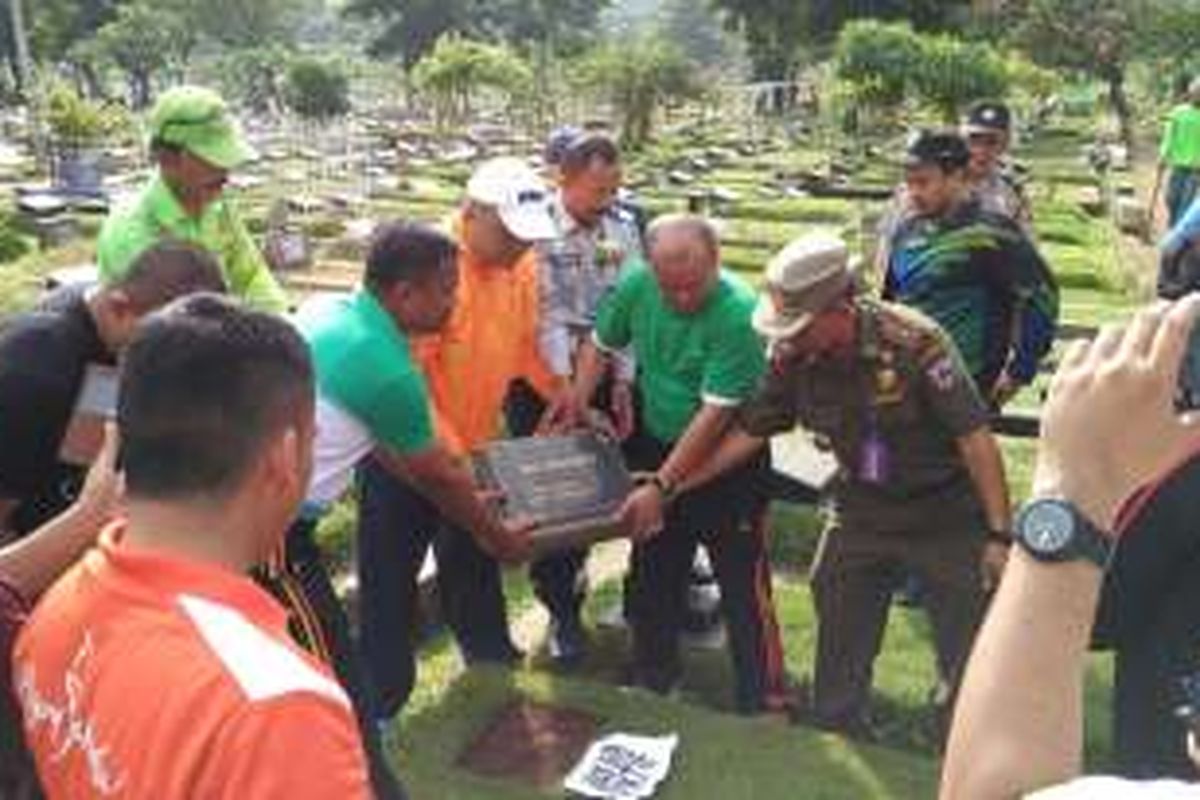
[563,732,679,799]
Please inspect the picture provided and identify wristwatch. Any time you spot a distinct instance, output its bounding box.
[649,473,678,502]
[1013,497,1113,569]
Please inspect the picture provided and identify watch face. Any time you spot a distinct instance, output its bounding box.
[1021,500,1075,555]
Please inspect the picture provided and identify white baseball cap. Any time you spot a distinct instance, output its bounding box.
[466,157,557,242]
[752,233,854,341]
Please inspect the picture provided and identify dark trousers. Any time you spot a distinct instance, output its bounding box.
[257,518,405,800]
[624,431,788,714]
[504,378,591,622]
[356,456,517,719]
[1094,454,1200,779]
[808,506,985,730]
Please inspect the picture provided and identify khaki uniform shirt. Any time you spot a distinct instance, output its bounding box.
[739,298,990,531]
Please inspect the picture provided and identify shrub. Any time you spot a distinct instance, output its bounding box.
[284,58,351,121]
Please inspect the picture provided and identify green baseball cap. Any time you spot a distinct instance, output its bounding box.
[149,85,256,170]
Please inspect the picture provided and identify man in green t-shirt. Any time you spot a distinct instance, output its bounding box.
[282,222,531,798]
[560,213,789,715]
[1153,78,1200,228]
[96,85,288,313]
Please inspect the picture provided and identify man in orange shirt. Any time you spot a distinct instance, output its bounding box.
[15,294,371,798]
[356,158,561,717]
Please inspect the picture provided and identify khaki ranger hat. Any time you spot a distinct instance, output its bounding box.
[149,85,256,170]
[752,233,854,341]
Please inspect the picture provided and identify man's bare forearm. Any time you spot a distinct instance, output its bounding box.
[958,428,1012,533]
[678,427,765,492]
[571,340,611,408]
[940,553,1100,800]
[377,447,514,554]
[0,501,108,599]
[655,404,736,488]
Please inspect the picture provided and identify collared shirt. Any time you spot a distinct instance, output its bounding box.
[413,213,559,454]
[594,263,764,443]
[739,298,989,530]
[1160,103,1200,169]
[537,195,642,379]
[294,290,435,506]
[875,165,1033,266]
[0,292,108,534]
[882,198,1059,392]
[96,174,288,313]
[15,526,371,798]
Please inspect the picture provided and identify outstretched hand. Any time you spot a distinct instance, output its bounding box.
[1033,296,1200,532]
[78,421,124,525]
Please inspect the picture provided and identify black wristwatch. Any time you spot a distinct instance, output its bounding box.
[1013,497,1113,569]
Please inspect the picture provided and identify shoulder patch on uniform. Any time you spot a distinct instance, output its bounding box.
[925,355,958,391]
[178,594,350,709]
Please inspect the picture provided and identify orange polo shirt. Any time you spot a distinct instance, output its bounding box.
[414,214,560,454]
[13,525,371,799]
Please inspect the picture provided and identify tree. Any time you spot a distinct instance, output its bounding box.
[912,34,1008,122]
[284,57,352,120]
[657,0,739,71]
[411,34,531,125]
[194,0,319,49]
[92,0,191,108]
[572,35,700,147]
[711,0,807,81]
[344,0,606,69]
[713,0,975,80]
[1014,0,1139,149]
[835,20,921,111]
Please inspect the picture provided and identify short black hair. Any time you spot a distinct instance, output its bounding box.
[904,130,971,173]
[560,132,620,176]
[119,293,313,500]
[112,240,227,310]
[364,221,458,293]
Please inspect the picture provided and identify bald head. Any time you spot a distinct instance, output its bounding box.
[647,214,720,314]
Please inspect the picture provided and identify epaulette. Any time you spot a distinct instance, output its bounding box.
[866,299,949,366]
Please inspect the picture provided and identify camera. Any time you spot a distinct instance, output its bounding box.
[1177,322,1200,411]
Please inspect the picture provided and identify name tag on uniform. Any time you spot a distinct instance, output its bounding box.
[59,364,118,466]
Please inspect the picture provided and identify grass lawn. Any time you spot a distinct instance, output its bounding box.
[393,574,1115,799]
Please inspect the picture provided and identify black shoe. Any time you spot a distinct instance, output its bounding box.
[546,614,588,667]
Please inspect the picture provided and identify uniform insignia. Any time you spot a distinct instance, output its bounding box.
[873,367,905,405]
[926,356,957,391]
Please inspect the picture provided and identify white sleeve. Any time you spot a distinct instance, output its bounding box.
[1027,776,1200,799]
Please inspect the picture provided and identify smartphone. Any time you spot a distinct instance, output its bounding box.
[1179,323,1200,411]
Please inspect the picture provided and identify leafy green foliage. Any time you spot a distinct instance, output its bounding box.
[571,35,700,148]
[912,35,1009,122]
[836,21,1012,121]
[343,0,608,68]
[284,57,352,120]
[411,34,532,125]
[835,20,922,110]
[215,46,292,114]
[91,1,192,108]
[0,212,30,266]
[1014,0,1139,147]
[42,78,127,144]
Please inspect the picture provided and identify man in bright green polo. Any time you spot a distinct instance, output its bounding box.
[1153,78,1200,229]
[97,85,288,313]
[555,213,790,715]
